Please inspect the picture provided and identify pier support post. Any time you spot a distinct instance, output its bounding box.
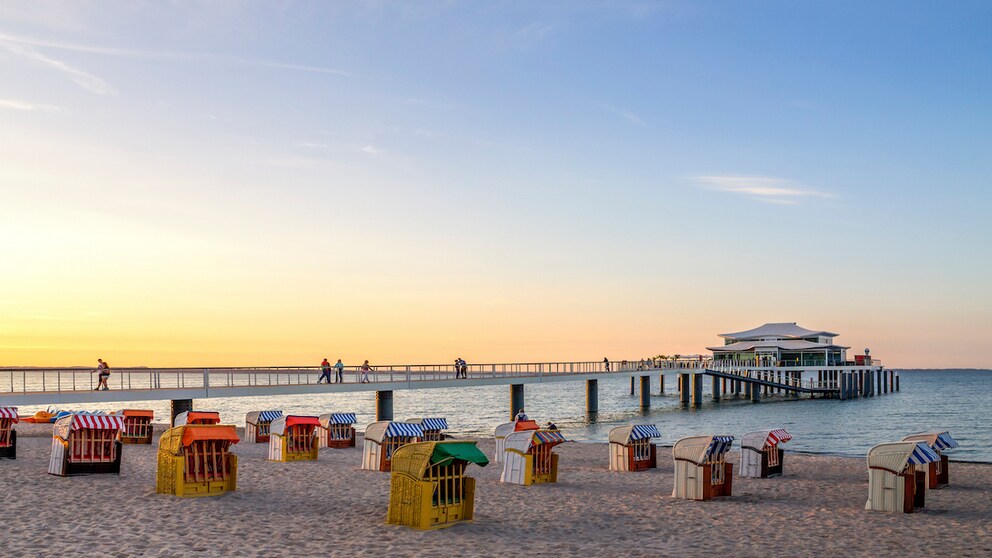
[876,369,882,395]
[679,373,690,405]
[883,370,889,394]
[630,376,635,395]
[659,374,665,396]
[839,373,847,400]
[586,379,598,413]
[640,376,651,409]
[170,399,193,427]
[691,373,703,407]
[510,384,524,421]
[895,373,900,391]
[750,379,761,403]
[376,390,394,421]
[712,375,721,402]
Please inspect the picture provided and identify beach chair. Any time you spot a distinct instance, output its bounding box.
[362,421,424,472]
[118,410,155,444]
[672,435,735,500]
[865,441,939,513]
[740,429,792,478]
[268,416,320,462]
[156,424,240,497]
[245,410,283,443]
[901,431,959,489]
[386,441,489,530]
[0,407,18,459]
[493,420,539,463]
[608,424,660,472]
[406,418,449,441]
[48,413,125,476]
[499,429,567,485]
[317,413,357,448]
[173,411,221,427]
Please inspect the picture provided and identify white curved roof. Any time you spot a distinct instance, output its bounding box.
[494,422,517,438]
[719,322,838,340]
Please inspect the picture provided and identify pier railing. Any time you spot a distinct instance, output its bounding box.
[0,358,713,396]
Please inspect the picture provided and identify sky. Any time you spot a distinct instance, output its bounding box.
[1,1,990,368]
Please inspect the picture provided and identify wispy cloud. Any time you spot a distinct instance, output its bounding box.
[362,145,383,155]
[0,38,116,95]
[692,175,833,205]
[0,31,357,77]
[0,98,59,111]
[600,103,647,127]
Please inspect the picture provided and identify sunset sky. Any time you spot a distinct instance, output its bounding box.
[1,2,989,368]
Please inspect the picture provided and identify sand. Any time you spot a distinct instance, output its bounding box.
[2,422,990,557]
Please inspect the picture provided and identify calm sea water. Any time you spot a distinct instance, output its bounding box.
[18,369,992,462]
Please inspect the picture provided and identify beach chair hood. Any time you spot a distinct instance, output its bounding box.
[246,411,283,425]
[365,421,424,443]
[269,415,320,436]
[53,413,124,440]
[902,431,958,452]
[494,422,517,438]
[319,413,357,428]
[0,407,18,423]
[673,435,734,465]
[867,441,940,474]
[406,418,448,431]
[391,441,489,477]
[159,425,240,456]
[504,429,566,453]
[609,424,661,445]
[742,429,792,451]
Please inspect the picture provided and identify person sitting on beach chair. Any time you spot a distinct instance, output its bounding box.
[515,409,528,421]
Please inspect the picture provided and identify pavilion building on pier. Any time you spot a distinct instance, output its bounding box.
[707,323,851,367]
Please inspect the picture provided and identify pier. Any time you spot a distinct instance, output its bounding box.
[0,357,898,424]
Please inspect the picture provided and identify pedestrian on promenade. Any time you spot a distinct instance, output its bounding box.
[360,360,372,383]
[603,357,610,372]
[318,358,332,384]
[460,358,468,379]
[454,358,461,379]
[91,358,111,390]
[334,359,344,383]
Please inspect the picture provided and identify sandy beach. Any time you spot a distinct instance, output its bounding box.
[2,423,990,558]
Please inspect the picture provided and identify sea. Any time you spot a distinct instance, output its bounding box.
[15,369,992,462]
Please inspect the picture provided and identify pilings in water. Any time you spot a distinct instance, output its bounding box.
[691,373,703,407]
[659,374,665,396]
[586,379,598,413]
[510,384,524,421]
[679,373,690,405]
[895,373,900,391]
[170,399,193,427]
[640,376,651,409]
[376,390,394,421]
[712,375,721,402]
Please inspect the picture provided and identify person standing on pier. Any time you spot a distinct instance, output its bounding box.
[334,359,344,383]
[360,360,372,383]
[603,357,610,372]
[318,358,332,384]
[91,358,111,390]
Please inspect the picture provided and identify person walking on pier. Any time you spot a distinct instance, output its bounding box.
[318,358,332,384]
[334,358,344,383]
[91,358,111,390]
[603,357,610,372]
[360,360,372,383]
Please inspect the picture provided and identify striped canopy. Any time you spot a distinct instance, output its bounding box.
[328,413,357,425]
[54,413,125,440]
[256,411,283,423]
[384,422,424,438]
[907,441,940,465]
[0,407,18,422]
[533,430,567,445]
[630,424,661,440]
[935,432,959,451]
[705,436,735,457]
[765,429,792,447]
[419,418,448,431]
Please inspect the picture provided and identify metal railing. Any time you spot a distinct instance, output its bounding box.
[0,358,711,396]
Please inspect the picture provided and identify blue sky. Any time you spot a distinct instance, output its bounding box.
[1,1,990,367]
